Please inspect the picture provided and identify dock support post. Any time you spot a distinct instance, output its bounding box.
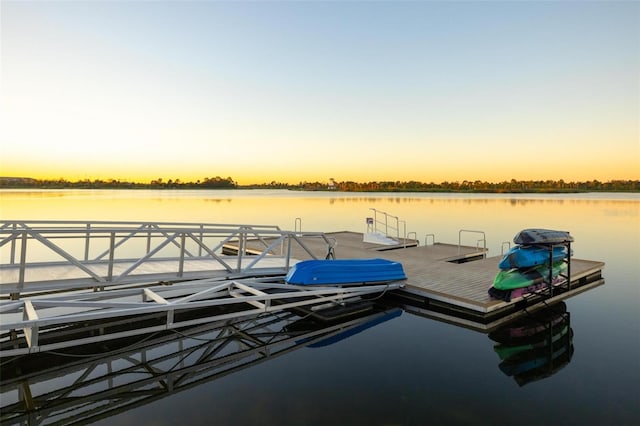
[84,224,91,261]
[107,232,115,282]
[12,232,28,300]
[178,233,186,277]
[567,241,572,291]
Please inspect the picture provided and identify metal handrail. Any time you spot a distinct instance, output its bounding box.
[458,229,486,258]
[0,220,336,299]
[368,208,400,240]
[501,241,511,255]
[425,234,435,245]
[406,231,418,248]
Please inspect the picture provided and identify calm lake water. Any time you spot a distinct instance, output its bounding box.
[1,189,639,425]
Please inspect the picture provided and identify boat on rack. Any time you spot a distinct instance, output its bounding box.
[498,245,570,270]
[285,258,407,285]
[513,228,574,245]
[492,261,567,291]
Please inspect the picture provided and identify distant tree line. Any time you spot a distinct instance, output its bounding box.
[0,176,237,189]
[0,177,638,192]
[316,179,640,193]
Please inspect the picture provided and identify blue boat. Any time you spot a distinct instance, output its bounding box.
[285,258,407,285]
[498,245,569,270]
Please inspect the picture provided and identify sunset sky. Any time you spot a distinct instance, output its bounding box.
[1,1,638,185]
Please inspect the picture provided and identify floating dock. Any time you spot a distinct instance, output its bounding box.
[225,231,605,331]
[0,220,605,357]
[0,220,605,423]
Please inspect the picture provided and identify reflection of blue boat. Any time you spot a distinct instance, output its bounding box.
[498,245,569,270]
[285,258,406,285]
[307,308,403,348]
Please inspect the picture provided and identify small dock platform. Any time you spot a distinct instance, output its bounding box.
[229,231,605,331]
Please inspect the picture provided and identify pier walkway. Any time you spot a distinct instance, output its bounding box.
[0,220,604,356]
[0,221,400,357]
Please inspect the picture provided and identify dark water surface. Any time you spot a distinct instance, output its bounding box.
[1,190,638,425]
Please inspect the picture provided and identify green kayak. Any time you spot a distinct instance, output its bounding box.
[492,262,567,291]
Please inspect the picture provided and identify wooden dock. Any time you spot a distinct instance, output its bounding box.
[0,220,605,337]
[229,231,605,331]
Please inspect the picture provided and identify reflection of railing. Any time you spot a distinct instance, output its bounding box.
[0,306,401,425]
[0,221,336,298]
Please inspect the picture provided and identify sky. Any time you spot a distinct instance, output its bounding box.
[1,1,638,185]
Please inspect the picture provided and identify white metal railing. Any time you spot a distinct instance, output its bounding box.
[501,241,511,255]
[368,208,400,240]
[0,220,336,298]
[406,231,418,248]
[425,234,436,245]
[366,210,419,247]
[458,229,487,258]
[0,277,404,356]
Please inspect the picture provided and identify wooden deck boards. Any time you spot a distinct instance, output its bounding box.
[242,231,605,314]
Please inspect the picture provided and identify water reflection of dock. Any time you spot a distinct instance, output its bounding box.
[0,299,582,424]
[0,304,402,425]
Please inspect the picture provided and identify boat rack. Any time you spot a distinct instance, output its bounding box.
[523,239,573,302]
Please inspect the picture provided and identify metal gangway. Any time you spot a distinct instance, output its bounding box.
[0,220,336,298]
[0,221,405,357]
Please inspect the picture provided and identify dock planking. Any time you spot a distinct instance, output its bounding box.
[232,231,605,319]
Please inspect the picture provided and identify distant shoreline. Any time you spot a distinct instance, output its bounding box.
[1,187,638,194]
[1,177,638,192]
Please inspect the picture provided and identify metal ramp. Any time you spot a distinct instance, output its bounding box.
[0,276,404,357]
[0,220,405,357]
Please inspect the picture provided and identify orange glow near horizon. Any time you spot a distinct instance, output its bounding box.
[1,1,638,186]
[2,143,639,185]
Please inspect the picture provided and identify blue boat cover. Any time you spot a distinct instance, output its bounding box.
[285,258,407,285]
